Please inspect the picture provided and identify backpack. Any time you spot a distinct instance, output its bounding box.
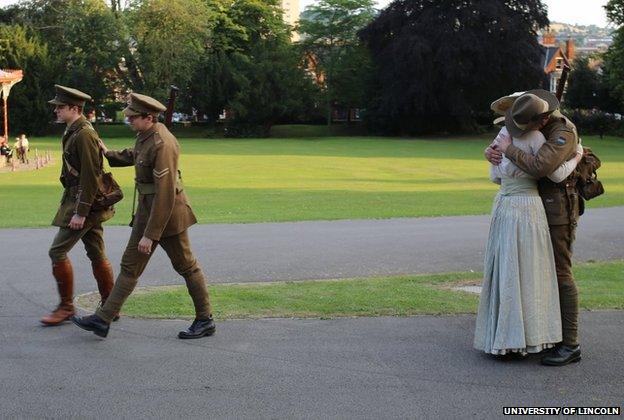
[576,147,604,201]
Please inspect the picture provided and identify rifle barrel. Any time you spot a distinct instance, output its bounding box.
[164,85,179,128]
[555,65,570,103]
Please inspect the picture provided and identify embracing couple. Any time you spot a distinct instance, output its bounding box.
[474,89,583,366]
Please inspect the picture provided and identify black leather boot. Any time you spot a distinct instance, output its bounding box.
[541,345,581,366]
[178,317,216,339]
[71,314,110,338]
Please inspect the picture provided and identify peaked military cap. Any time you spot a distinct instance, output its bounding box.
[505,89,559,137]
[48,85,92,107]
[123,93,167,117]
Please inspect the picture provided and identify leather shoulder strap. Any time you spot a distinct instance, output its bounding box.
[63,124,104,177]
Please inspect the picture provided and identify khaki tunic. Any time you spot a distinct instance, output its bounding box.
[97,123,211,323]
[105,122,197,240]
[52,116,114,227]
[504,111,580,226]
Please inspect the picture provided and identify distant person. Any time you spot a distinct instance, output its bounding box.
[41,85,116,326]
[0,138,10,162]
[16,134,29,163]
[18,134,29,150]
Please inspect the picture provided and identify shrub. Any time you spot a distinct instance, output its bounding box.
[567,108,624,139]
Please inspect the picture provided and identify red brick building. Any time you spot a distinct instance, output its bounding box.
[541,33,576,93]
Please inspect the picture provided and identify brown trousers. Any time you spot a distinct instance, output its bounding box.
[549,224,579,346]
[49,222,107,263]
[96,227,212,323]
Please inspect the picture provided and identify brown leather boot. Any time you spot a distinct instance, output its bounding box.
[92,259,120,321]
[41,259,75,326]
[92,259,114,303]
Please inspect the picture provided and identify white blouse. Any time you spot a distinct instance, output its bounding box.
[489,127,581,184]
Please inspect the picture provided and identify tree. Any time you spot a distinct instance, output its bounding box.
[0,24,55,135]
[566,57,601,109]
[226,41,320,135]
[564,56,616,112]
[330,43,375,122]
[1,0,318,135]
[0,4,23,25]
[60,1,126,108]
[190,0,319,134]
[189,0,267,122]
[603,0,624,110]
[359,0,549,135]
[125,0,215,102]
[605,0,624,26]
[298,0,376,125]
[1,0,126,111]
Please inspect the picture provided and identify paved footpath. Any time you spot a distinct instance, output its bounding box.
[1,207,622,419]
[2,206,622,286]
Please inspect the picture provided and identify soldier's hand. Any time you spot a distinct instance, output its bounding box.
[138,236,154,255]
[68,214,86,230]
[484,143,503,166]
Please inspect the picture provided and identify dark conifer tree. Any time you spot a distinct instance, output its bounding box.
[359,0,549,134]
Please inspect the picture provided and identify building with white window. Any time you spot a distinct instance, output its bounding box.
[540,33,575,94]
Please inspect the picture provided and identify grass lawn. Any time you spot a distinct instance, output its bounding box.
[1,135,623,228]
[76,261,624,320]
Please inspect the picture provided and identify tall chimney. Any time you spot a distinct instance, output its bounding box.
[566,38,576,62]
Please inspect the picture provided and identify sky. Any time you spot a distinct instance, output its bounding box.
[0,0,612,27]
[300,0,611,27]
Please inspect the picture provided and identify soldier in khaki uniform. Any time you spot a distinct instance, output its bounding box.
[42,85,115,326]
[485,90,581,366]
[72,93,214,339]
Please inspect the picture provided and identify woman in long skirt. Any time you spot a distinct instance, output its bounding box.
[474,95,583,356]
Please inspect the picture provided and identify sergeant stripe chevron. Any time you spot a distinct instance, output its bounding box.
[153,168,170,178]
